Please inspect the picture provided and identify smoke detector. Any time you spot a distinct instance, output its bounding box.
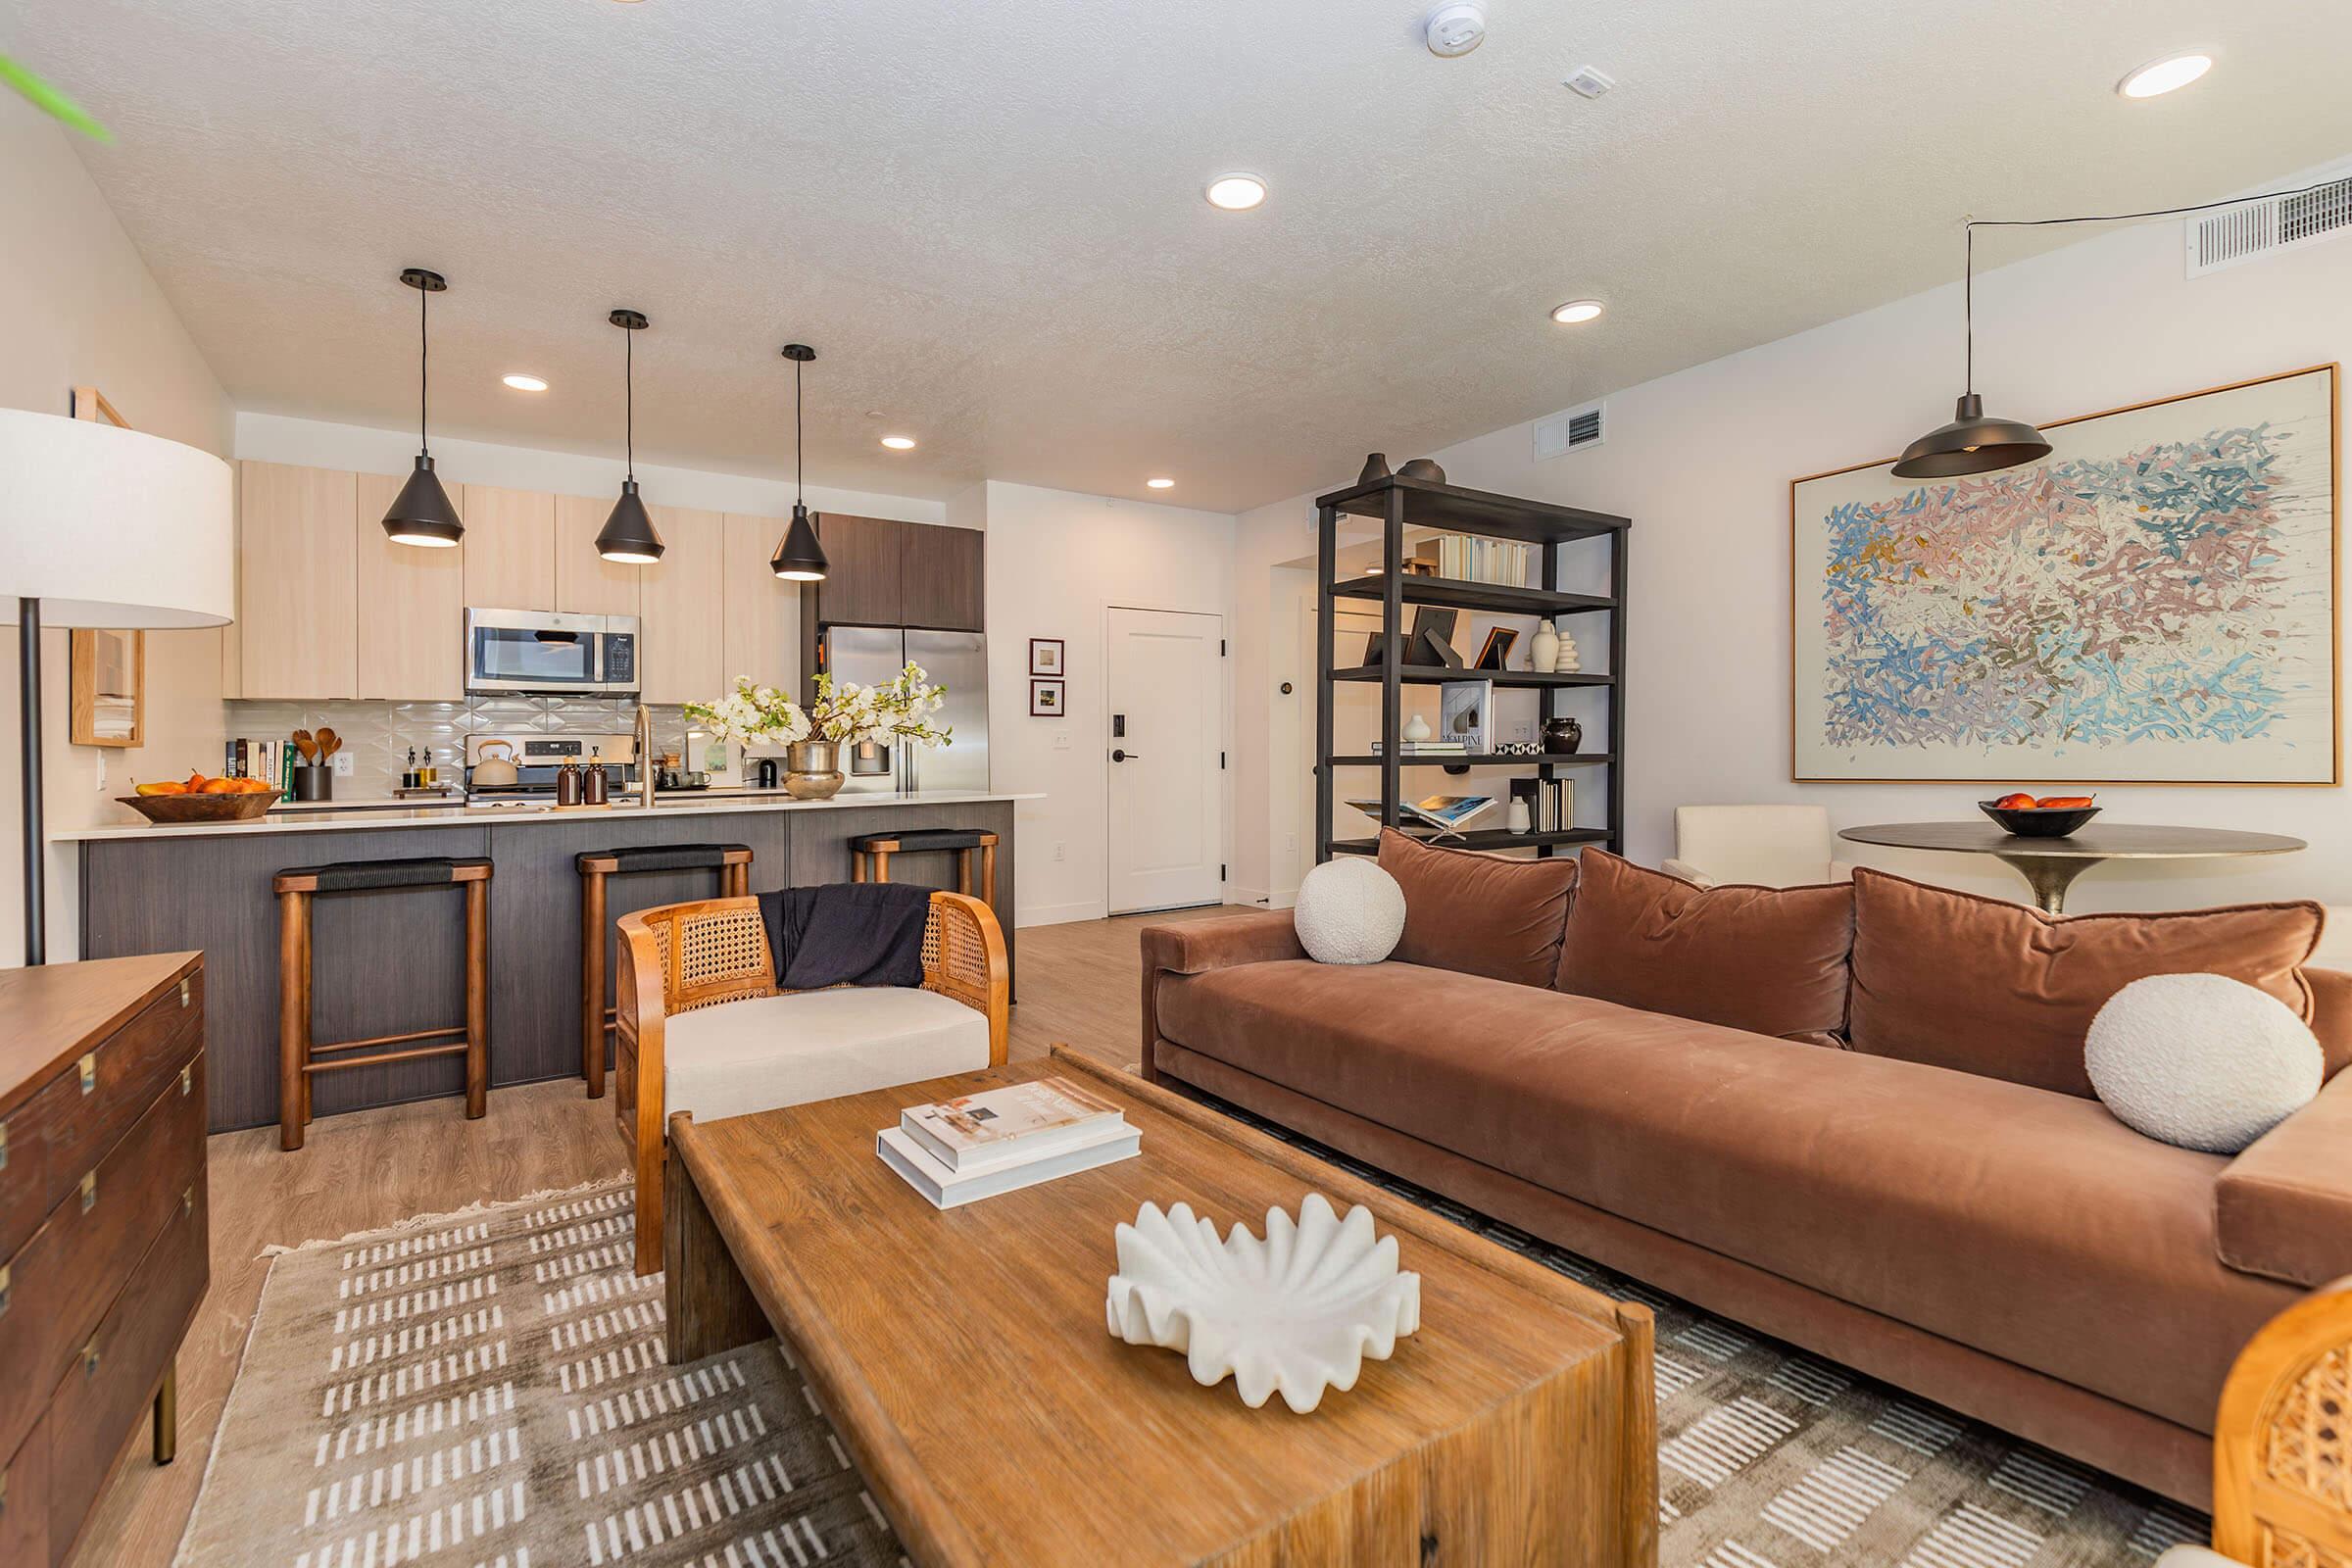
[1425,3,1487,57]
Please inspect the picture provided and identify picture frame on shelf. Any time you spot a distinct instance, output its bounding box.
[1404,607,1462,666]
[1029,638,1065,677]
[1029,678,1064,716]
[1472,627,1518,670]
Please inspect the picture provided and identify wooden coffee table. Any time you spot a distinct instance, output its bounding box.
[666,1047,1658,1567]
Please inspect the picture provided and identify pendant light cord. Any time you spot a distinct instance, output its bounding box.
[623,325,634,481]
[418,283,430,456]
[1960,176,2344,396]
[795,355,805,504]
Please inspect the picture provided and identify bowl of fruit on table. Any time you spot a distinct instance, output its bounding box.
[118,772,280,824]
[1979,792,2099,838]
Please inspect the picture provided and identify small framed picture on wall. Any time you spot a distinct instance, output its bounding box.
[1029,638,1065,676]
[1030,678,1065,716]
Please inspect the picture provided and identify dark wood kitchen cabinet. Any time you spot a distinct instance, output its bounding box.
[809,515,984,632]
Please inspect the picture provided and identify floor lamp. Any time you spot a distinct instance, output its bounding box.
[0,408,233,964]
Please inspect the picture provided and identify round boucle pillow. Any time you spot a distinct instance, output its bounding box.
[2084,973,2323,1152]
[1293,858,1406,965]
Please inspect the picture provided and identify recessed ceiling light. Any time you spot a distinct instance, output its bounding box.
[1147,477,1176,489]
[880,434,916,450]
[1550,299,1604,324]
[2118,53,2212,98]
[502,373,549,392]
[1204,173,1267,212]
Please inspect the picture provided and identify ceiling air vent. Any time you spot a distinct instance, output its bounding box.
[1533,399,1605,462]
[2186,171,2352,277]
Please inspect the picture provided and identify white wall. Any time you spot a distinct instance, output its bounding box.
[0,97,235,963]
[980,482,1237,925]
[1235,185,2352,914]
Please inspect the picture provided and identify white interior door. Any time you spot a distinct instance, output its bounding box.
[1106,607,1224,914]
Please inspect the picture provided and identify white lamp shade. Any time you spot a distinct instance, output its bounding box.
[0,408,234,628]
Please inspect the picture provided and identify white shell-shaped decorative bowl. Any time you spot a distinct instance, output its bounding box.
[1105,1193,1421,1413]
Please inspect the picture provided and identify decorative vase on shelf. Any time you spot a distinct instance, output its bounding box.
[1554,629,1582,672]
[1402,713,1433,743]
[784,739,845,800]
[1542,716,1584,756]
[1356,452,1391,485]
[1506,797,1532,833]
[1529,622,1560,673]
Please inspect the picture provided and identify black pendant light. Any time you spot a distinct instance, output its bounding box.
[1892,226,2051,480]
[770,343,830,581]
[595,309,665,564]
[381,268,465,546]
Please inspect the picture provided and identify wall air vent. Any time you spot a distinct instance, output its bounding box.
[1533,399,1605,462]
[2186,170,2352,277]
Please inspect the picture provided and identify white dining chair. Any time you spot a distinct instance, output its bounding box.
[1662,805,1853,889]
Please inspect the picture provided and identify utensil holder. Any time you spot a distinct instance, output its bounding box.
[290,764,330,802]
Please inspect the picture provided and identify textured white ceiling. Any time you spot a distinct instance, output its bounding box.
[15,0,2352,512]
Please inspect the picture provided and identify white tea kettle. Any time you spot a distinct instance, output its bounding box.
[470,738,520,789]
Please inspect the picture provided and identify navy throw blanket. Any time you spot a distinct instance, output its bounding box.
[759,882,932,991]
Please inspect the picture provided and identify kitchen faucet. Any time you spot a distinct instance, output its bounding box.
[633,703,656,808]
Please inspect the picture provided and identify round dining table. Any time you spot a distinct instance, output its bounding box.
[1836,821,2308,913]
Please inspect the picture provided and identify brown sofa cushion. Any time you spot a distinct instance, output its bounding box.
[1376,828,1576,988]
[1847,867,2323,1099]
[1151,957,2296,1432]
[1553,849,1853,1042]
[2215,1071,2352,1287]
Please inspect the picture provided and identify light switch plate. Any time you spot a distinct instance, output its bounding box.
[1054,732,1071,750]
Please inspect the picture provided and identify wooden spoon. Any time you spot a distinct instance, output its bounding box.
[317,727,340,760]
[292,728,318,762]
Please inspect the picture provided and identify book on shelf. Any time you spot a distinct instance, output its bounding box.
[876,1118,1141,1209]
[1368,740,1467,755]
[900,1076,1125,1172]
[1345,794,1495,834]
[1420,534,1530,588]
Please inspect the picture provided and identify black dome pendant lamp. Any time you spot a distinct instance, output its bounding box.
[770,343,829,581]
[381,269,465,547]
[1893,224,2051,480]
[595,308,665,564]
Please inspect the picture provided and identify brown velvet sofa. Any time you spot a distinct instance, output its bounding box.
[1139,858,2352,1509]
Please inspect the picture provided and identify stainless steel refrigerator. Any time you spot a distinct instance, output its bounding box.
[818,627,990,794]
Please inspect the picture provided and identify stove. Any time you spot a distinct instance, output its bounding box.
[463,732,640,800]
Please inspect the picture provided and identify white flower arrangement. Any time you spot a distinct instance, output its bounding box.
[683,664,952,753]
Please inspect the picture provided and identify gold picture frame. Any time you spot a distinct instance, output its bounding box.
[1789,364,2340,785]
[68,387,148,748]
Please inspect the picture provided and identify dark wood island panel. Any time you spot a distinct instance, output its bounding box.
[78,802,1016,1134]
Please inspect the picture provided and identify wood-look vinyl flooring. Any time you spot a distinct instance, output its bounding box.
[76,904,1243,1566]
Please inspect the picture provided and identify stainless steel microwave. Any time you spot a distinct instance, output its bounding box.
[465,609,640,696]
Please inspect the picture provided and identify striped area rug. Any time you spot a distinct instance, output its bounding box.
[174,1181,902,1568]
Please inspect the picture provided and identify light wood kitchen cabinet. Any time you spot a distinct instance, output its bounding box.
[460,485,556,612]
[638,505,725,703]
[355,472,466,699]
[554,495,643,616]
[234,461,359,699]
[721,513,796,691]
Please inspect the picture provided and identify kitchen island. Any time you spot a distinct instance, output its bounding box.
[65,790,1034,1133]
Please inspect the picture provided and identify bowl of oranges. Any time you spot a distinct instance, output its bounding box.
[118,772,280,824]
[1979,792,2098,838]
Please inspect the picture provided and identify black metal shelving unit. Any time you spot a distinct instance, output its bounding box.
[1314,473,1630,862]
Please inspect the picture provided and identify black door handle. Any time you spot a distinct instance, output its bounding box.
[1111,749,1140,762]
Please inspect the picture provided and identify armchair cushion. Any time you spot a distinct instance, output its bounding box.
[664,987,989,1124]
[2215,1071,2352,1287]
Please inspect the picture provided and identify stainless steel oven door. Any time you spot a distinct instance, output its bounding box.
[466,609,641,695]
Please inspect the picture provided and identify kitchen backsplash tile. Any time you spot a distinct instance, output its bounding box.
[224,698,693,796]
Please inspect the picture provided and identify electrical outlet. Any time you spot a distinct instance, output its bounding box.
[1508,718,1534,743]
[333,753,355,777]
[1285,832,1298,853]
[1053,842,1066,861]
[1054,731,1071,750]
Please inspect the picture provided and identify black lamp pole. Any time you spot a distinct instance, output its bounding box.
[19,596,43,964]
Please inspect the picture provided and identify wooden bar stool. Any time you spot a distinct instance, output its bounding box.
[273,857,492,1152]
[851,828,997,906]
[577,843,752,1099]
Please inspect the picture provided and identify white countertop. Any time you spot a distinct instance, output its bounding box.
[60,790,1041,842]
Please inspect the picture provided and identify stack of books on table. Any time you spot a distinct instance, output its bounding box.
[877,1077,1140,1208]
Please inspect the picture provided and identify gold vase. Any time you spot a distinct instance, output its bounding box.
[784,739,845,801]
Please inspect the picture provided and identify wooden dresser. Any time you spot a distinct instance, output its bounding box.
[0,954,208,1567]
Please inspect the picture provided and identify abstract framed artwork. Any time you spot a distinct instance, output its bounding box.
[1029,678,1064,716]
[1791,364,2339,784]
[1029,637,1064,676]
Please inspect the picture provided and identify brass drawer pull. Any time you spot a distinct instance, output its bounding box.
[182,1185,195,1216]
[179,977,192,1007]
[78,1053,97,1094]
[0,1120,8,1171]
[181,1063,194,1097]
[0,1262,11,1319]
[80,1170,97,1213]
[82,1338,100,1377]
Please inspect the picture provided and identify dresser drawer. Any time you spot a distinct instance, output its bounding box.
[0,1055,206,1470]
[45,971,202,1209]
[0,1074,72,1263]
[44,1161,207,1560]
[0,1406,48,1568]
